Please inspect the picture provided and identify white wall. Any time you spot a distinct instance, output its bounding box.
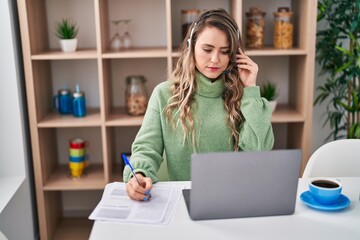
[0,0,38,239]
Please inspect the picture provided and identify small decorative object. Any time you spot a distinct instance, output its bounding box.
[125,75,148,116]
[110,20,123,51]
[245,7,266,49]
[273,7,294,49]
[53,87,73,114]
[55,18,79,52]
[260,81,278,112]
[72,84,87,117]
[68,138,89,178]
[181,9,201,40]
[122,19,132,49]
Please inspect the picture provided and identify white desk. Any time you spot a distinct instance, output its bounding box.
[90,178,360,240]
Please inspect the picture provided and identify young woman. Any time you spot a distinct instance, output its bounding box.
[124,9,274,201]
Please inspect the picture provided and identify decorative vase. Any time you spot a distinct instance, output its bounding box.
[269,100,277,112]
[59,39,78,52]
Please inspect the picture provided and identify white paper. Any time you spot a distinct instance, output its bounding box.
[89,182,185,225]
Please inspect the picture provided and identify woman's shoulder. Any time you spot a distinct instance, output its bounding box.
[148,80,173,106]
[152,80,173,97]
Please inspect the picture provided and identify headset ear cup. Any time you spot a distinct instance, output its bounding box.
[187,39,190,48]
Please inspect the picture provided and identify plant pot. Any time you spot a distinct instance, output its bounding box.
[59,39,78,52]
[269,100,277,113]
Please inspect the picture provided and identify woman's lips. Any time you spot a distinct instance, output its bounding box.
[208,67,220,72]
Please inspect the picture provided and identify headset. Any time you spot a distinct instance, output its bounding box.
[186,10,241,48]
[186,10,241,76]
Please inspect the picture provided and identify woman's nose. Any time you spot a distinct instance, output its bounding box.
[210,52,219,63]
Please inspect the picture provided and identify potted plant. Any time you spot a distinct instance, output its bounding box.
[314,0,360,140]
[260,81,278,112]
[55,18,79,52]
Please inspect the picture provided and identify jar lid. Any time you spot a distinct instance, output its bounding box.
[181,9,201,14]
[274,7,293,17]
[73,91,85,98]
[126,75,146,84]
[246,7,266,17]
[59,89,71,95]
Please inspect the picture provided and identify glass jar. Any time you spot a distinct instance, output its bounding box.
[125,75,148,116]
[273,7,294,49]
[181,9,201,40]
[245,7,266,49]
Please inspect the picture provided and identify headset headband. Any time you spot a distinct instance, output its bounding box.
[187,10,240,48]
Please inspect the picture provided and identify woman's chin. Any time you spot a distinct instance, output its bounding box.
[203,71,221,80]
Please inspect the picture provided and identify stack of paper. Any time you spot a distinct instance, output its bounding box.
[89,182,185,225]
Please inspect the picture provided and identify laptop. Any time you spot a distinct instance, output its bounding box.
[183,149,301,220]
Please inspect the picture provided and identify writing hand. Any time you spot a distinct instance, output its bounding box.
[126,173,153,201]
[236,48,258,87]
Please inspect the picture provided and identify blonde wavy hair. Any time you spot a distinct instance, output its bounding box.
[165,9,245,151]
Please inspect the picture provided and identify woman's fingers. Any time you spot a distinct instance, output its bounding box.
[126,174,153,201]
[236,48,258,87]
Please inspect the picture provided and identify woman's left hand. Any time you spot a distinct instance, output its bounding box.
[236,48,258,87]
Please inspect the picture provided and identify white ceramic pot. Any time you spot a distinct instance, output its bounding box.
[59,39,78,52]
[269,100,277,112]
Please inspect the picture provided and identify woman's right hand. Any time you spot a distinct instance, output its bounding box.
[126,173,153,201]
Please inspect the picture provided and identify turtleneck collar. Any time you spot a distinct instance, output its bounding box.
[195,71,225,98]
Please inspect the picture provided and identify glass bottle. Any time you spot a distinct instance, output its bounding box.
[125,75,148,116]
[72,85,86,118]
[273,7,294,49]
[245,7,266,49]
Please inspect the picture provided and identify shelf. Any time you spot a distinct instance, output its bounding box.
[38,109,101,128]
[106,107,143,126]
[171,47,306,57]
[271,105,304,123]
[31,49,98,60]
[53,218,93,240]
[102,47,168,59]
[43,164,106,191]
[105,106,303,126]
[244,48,307,56]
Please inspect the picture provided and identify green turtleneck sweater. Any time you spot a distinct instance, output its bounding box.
[123,72,274,183]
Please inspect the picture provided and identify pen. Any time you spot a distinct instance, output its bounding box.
[122,153,142,187]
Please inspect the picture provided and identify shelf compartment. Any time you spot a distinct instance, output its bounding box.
[271,105,304,123]
[101,0,167,52]
[38,108,101,128]
[31,49,98,60]
[106,107,143,126]
[102,47,168,58]
[52,217,93,240]
[170,0,231,47]
[43,164,106,191]
[101,58,167,121]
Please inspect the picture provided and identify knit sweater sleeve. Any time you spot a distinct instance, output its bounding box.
[238,86,274,151]
[122,84,166,183]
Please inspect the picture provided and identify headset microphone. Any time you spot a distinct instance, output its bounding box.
[222,69,231,75]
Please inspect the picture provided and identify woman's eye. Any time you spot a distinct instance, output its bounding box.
[203,49,212,53]
[222,50,230,55]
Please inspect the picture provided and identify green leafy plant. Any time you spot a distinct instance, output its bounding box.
[260,81,278,101]
[314,0,360,140]
[55,18,78,39]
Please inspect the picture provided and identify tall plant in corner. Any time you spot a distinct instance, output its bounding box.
[315,0,360,140]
